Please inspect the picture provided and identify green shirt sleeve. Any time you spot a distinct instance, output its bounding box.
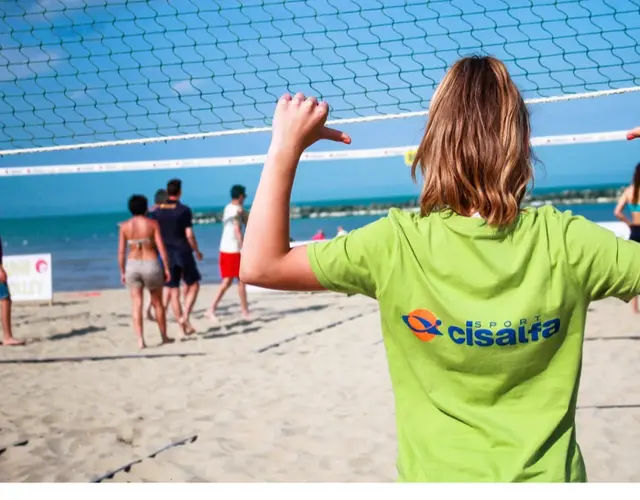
[563,211,640,302]
[306,215,397,299]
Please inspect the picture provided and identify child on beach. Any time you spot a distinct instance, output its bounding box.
[241,55,640,482]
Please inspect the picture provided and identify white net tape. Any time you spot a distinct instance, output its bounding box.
[0,129,630,177]
[1,86,639,159]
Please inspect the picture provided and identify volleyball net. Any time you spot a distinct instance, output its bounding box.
[1,0,639,161]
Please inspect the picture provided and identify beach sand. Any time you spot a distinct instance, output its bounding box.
[0,287,639,482]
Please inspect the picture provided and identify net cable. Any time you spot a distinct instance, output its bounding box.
[0,129,629,177]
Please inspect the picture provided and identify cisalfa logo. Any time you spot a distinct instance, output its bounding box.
[401,309,443,342]
[402,308,562,347]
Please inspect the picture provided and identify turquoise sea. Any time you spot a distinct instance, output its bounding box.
[0,197,622,293]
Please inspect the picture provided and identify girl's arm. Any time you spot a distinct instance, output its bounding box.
[240,93,351,290]
[614,189,632,226]
[118,225,127,284]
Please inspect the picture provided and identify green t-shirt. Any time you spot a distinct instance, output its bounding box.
[307,205,640,482]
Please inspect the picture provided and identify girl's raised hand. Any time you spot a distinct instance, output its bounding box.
[627,126,640,141]
[270,93,351,153]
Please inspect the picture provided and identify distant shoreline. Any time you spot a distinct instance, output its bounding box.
[193,186,624,225]
[0,184,625,223]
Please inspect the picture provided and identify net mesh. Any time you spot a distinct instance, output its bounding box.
[1,0,639,151]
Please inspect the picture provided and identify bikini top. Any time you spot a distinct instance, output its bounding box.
[629,203,640,212]
[128,237,154,250]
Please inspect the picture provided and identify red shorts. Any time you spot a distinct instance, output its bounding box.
[219,251,241,279]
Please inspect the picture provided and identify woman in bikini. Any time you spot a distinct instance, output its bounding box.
[613,162,640,312]
[118,194,173,349]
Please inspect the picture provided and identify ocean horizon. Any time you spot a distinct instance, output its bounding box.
[0,181,626,223]
[0,189,626,293]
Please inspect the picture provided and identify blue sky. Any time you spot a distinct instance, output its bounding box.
[1,0,639,218]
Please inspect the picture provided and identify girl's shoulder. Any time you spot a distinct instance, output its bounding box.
[387,206,420,222]
[121,216,156,235]
[118,219,132,240]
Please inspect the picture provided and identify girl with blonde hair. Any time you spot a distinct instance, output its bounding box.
[241,55,640,482]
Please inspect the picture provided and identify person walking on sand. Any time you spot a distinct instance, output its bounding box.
[613,162,640,312]
[207,184,250,322]
[0,236,25,346]
[336,226,348,237]
[118,195,173,349]
[312,229,326,240]
[240,57,640,482]
[146,188,170,321]
[151,179,203,336]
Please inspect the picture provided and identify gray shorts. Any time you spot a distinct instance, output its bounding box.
[125,259,164,290]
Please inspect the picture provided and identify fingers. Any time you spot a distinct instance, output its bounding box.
[277,93,292,109]
[303,95,318,109]
[278,93,322,109]
[627,126,640,140]
[320,126,352,145]
[275,92,352,145]
[316,99,328,115]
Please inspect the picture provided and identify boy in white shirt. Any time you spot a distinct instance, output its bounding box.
[207,185,250,322]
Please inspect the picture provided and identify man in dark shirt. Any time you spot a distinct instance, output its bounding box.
[0,236,25,346]
[151,179,203,336]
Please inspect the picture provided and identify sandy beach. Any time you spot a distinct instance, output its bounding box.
[1,286,639,482]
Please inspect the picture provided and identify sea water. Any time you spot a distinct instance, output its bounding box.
[0,202,620,292]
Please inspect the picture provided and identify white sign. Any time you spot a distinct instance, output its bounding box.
[3,253,53,302]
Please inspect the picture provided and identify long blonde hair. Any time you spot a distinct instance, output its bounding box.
[411,55,534,227]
